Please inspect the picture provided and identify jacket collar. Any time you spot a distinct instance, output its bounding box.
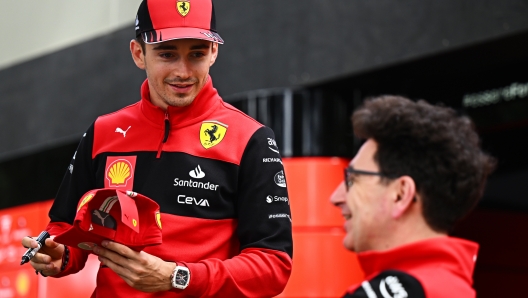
[139,75,221,128]
[357,237,479,285]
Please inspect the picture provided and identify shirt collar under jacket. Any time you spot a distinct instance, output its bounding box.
[356,236,479,286]
[139,75,222,128]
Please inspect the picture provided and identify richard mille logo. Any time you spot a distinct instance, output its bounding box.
[115,126,131,137]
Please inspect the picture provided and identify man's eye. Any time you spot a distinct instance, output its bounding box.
[159,53,173,58]
[191,52,205,58]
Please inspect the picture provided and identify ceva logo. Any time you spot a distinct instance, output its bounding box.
[177,195,210,207]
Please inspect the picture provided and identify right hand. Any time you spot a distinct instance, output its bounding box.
[21,236,65,276]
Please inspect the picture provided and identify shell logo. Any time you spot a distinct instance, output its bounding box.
[132,219,138,227]
[107,160,132,186]
[155,211,162,230]
[77,193,95,211]
[105,156,136,189]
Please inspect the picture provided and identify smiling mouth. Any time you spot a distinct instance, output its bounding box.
[170,83,193,88]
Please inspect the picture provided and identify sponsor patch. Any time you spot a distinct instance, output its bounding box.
[274,170,287,187]
[380,276,408,298]
[174,166,219,191]
[350,270,425,298]
[115,126,131,137]
[200,121,228,149]
[105,156,137,190]
[177,195,210,207]
[155,211,162,230]
[189,165,205,179]
[268,138,280,153]
[269,213,291,221]
[174,178,219,191]
[77,193,95,212]
[91,210,117,229]
[263,157,282,164]
[266,195,289,204]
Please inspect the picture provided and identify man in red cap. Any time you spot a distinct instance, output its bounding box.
[21,0,293,297]
[330,96,495,297]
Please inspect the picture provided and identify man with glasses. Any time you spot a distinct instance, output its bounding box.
[330,95,495,297]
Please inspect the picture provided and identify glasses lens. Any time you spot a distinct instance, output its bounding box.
[344,169,352,191]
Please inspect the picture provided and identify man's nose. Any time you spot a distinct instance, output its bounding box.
[171,59,192,79]
[329,181,347,206]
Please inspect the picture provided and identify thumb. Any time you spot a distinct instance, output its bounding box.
[42,237,65,260]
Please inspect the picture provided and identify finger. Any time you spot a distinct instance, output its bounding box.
[93,245,130,268]
[21,236,39,249]
[30,251,63,277]
[98,254,133,281]
[44,237,61,249]
[40,239,65,260]
[35,263,61,277]
[30,251,54,265]
[101,241,137,260]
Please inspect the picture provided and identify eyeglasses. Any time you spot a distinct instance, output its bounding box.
[344,166,390,191]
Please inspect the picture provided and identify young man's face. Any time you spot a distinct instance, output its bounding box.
[131,38,218,109]
[342,139,395,252]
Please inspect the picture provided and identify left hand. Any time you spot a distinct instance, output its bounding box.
[93,241,176,293]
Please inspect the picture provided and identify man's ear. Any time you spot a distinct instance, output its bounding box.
[130,39,146,70]
[209,42,219,67]
[391,176,417,219]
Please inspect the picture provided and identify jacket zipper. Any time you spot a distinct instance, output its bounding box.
[157,111,170,158]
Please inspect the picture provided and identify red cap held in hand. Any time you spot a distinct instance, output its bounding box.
[54,189,163,251]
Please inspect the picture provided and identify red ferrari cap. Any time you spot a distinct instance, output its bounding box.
[54,189,163,251]
[135,0,224,44]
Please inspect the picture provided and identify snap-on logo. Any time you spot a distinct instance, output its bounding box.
[266,195,289,204]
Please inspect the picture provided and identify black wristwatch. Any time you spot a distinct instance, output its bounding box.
[170,265,190,290]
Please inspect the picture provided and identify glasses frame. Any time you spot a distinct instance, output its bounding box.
[344,167,390,191]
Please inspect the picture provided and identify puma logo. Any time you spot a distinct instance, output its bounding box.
[93,210,110,226]
[115,126,131,137]
[91,210,117,229]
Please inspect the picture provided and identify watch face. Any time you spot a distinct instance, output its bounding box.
[175,269,189,286]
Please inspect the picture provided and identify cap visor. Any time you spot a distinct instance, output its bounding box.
[54,226,109,251]
[142,27,224,44]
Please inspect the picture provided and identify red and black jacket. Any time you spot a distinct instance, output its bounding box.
[344,237,478,298]
[46,77,293,297]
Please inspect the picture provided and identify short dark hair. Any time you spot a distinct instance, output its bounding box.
[352,95,496,233]
[136,37,146,53]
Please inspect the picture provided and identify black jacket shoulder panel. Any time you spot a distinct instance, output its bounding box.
[344,270,426,298]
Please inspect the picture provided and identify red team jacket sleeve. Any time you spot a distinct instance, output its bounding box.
[46,124,96,277]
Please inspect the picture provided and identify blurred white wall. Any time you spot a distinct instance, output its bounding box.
[0,0,142,70]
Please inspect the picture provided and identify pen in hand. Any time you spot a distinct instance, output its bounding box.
[20,231,50,265]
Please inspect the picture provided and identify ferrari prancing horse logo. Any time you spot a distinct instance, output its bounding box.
[177,1,190,17]
[200,121,228,149]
